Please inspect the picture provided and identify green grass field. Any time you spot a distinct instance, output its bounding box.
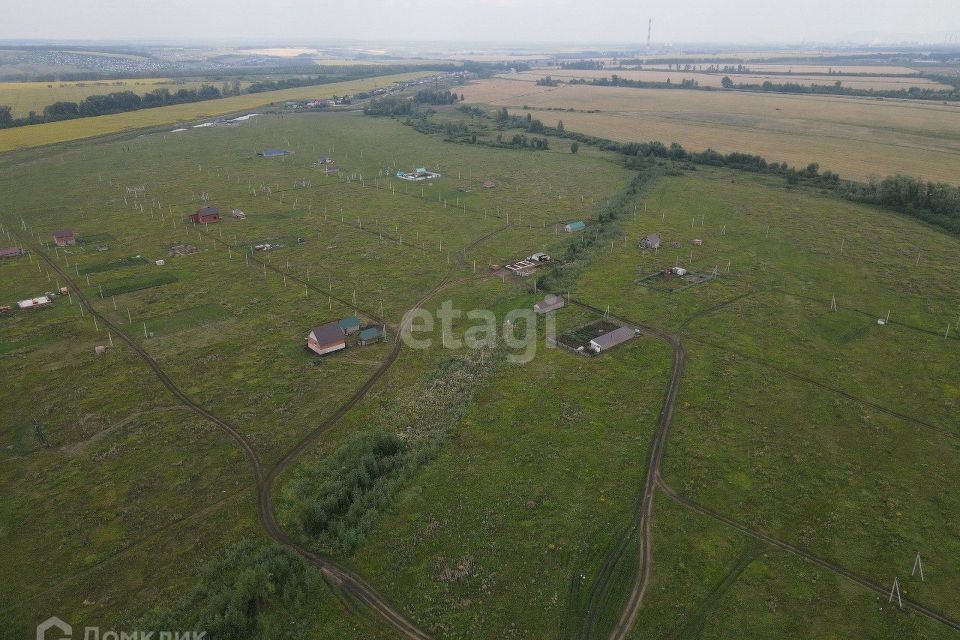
[1,103,958,639]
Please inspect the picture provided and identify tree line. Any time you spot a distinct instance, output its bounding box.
[724,77,960,101]
[564,72,959,102]
[542,124,960,233]
[569,75,701,90]
[0,85,226,127]
[362,89,462,117]
[402,105,960,235]
[0,65,475,129]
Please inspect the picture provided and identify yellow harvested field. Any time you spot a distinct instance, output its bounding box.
[642,63,923,75]
[0,78,249,118]
[517,70,950,91]
[463,78,960,183]
[0,72,433,153]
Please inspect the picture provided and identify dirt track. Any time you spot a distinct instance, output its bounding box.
[15,223,960,638]
[17,227,435,640]
[566,297,960,639]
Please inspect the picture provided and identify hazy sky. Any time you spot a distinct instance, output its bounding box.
[2,0,959,44]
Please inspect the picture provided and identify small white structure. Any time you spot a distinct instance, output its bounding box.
[396,167,441,181]
[232,209,247,220]
[155,259,165,266]
[18,296,51,309]
[671,266,688,276]
[589,326,636,353]
[877,318,887,326]
[527,252,551,262]
[534,294,565,315]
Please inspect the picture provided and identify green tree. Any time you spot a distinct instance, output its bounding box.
[0,105,12,127]
[570,141,579,154]
[557,120,565,132]
[721,76,734,89]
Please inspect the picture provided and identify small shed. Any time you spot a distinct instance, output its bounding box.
[18,296,52,309]
[53,230,76,246]
[94,345,107,355]
[358,326,383,345]
[693,239,703,246]
[232,209,247,219]
[258,149,291,158]
[565,221,585,233]
[317,156,334,164]
[639,234,661,250]
[589,326,636,353]
[338,316,361,335]
[0,246,23,259]
[534,294,565,315]
[671,266,688,276]
[190,207,221,224]
[307,322,346,356]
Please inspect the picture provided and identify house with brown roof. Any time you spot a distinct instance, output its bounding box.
[306,322,346,356]
[0,246,23,259]
[52,230,76,246]
[189,207,221,224]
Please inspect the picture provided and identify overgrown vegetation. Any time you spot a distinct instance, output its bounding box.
[541,167,662,292]
[101,272,177,296]
[141,539,324,639]
[281,350,501,553]
[362,89,461,117]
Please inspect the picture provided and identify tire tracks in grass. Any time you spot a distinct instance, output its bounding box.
[10,218,512,640]
[562,297,960,639]
[656,478,960,633]
[10,225,428,639]
[669,541,761,640]
[562,298,685,640]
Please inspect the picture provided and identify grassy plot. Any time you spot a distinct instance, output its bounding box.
[563,167,959,632]
[0,107,639,635]
[341,308,674,638]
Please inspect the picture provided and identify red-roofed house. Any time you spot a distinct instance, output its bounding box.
[306,322,346,356]
[189,207,221,224]
[53,230,76,246]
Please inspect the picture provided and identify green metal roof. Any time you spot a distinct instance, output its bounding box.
[359,327,381,340]
[338,316,360,329]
